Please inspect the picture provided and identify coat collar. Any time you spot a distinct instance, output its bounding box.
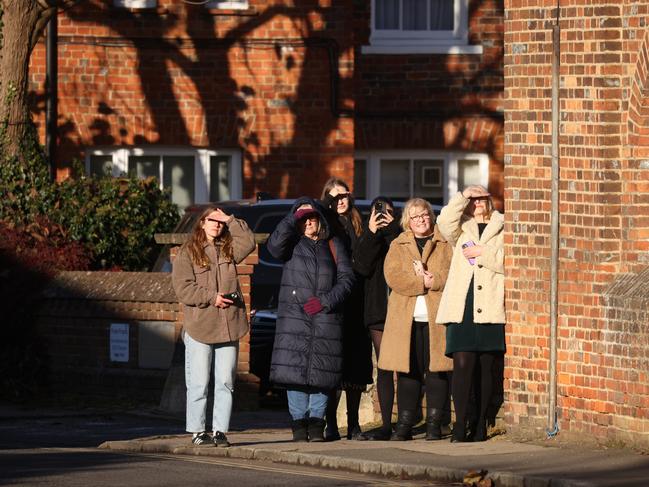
[393,225,447,262]
[460,211,504,243]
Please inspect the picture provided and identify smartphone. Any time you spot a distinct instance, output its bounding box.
[462,241,476,265]
[222,291,242,303]
[374,200,386,218]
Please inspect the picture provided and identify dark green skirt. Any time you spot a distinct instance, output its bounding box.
[445,278,505,356]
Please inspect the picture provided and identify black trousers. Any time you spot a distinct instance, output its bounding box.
[397,321,449,412]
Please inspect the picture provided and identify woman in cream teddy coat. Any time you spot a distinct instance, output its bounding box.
[435,185,505,443]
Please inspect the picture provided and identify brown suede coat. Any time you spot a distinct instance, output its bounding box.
[172,218,256,344]
[378,225,453,373]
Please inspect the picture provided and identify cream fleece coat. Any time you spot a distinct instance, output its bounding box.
[435,192,505,325]
[377,226,453,373]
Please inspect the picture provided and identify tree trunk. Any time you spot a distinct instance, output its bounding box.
[0,1,48,161]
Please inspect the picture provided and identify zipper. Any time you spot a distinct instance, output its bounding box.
[305,238,319,385]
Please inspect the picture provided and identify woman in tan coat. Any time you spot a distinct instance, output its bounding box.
[378,198,452,441]
[435,185,505,443]
[172,206,255,448]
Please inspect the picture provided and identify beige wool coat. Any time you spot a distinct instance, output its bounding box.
[172,218,256,344]
[378,226,453,374]
[435,192,505,325]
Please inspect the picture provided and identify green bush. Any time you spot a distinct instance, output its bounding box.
[0,144,179,271]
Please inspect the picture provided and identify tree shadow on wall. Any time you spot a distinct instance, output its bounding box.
[53,2,353,196]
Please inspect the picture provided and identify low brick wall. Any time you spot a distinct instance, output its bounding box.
[35,248,260,408]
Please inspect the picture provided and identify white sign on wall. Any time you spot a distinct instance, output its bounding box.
[110,323,130,362]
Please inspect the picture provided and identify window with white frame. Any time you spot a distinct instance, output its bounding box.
[87,148,242,213]
[364,0,482,54]
[113,0,157,8]
[354,151,489,205]
[205,0,248,9]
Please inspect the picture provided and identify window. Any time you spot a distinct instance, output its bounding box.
[356,150,489,205]
[205,0,248,9]
[113,0,156,8]
[87,147,242,213]
[364,0,482,54]
[353,159,367,199]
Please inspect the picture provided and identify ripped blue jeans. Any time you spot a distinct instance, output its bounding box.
[183,331,238,434]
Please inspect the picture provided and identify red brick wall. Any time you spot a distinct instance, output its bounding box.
[36,250,259,406]
[353,0,505,206]
[504,0,649,446]
[29,0,355,198]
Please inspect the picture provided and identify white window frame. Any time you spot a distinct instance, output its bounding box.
[86,146,243,205]
[113,0,157,8]
[205,0,249,9]
[355,150,489,203]
[363,0,482,55]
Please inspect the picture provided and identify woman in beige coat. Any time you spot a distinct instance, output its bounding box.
[435,185,505,443]
[172,206,255,448]
[378,198,452,441]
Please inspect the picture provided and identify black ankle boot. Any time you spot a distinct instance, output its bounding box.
[391,410,416,441]
[291,418,308,442]
[451,421,468,443]
[425,408,443,441]
[308,417,326,442]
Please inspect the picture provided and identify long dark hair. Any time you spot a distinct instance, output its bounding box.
[184,206,233,268]
[320,177,363,237]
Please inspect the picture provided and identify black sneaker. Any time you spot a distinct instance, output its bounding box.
[213,431,231,447]
[191,432,212,446]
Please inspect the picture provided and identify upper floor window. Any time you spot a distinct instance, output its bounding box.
[87,147,243,213]
[365,0,482,54]
[206,0,249,9]
[113,0,156,8]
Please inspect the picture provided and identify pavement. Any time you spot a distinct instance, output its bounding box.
[99,410,649,487]
[3,402,649,487]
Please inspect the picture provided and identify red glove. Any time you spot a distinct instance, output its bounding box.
[294,207,317,221]
[303,296,323,316]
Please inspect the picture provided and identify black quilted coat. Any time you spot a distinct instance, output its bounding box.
[267,198,355,390]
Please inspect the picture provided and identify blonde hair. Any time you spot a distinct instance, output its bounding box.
[463,185,494,221]
[320,177,363,237]
[400,198,436,232]
[184,206,233,268]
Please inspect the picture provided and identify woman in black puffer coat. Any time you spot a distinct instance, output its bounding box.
[268,197,355,442]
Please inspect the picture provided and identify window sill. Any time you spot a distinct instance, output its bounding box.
[205,7,258,16]
[361,44,483,55]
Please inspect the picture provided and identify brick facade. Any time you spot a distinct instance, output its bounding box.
[504,1,649,447]
[30,0,356,198]
[28,0,504,204]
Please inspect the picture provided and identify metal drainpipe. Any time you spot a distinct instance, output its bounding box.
[46,11,58,181]
[548,10,561,437]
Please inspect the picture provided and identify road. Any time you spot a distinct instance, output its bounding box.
[0,413,457,487]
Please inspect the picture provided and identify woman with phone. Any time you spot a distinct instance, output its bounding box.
[267,198,355,442]
[352,196,401,440]
[378,198,453,441]
[172,206,256,447]
[435,185,505,442]
[320,177,373,440]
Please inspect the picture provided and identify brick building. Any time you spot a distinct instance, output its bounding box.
[504,1,649,447]
[29,0,504,210]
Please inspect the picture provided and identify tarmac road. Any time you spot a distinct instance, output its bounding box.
[0,411,457,487]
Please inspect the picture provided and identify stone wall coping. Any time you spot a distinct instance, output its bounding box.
[155,233,269,245]
[41,271,177,303]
